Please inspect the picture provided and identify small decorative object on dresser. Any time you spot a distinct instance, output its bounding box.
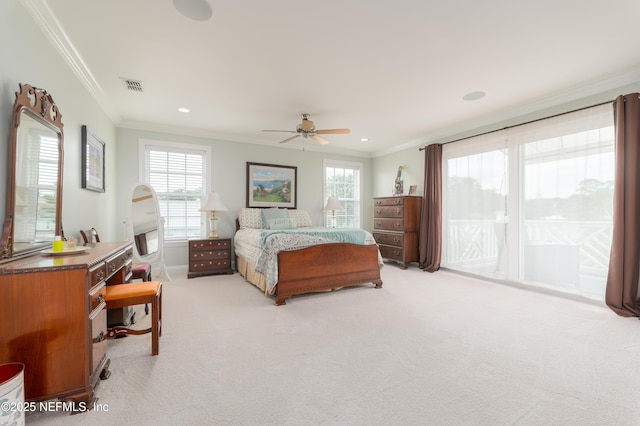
[373,195,422,269]
[188,238,233,278]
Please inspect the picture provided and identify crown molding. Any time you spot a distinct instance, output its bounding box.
[20,0,120,122]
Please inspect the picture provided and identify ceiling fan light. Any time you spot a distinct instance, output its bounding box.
[173,0,213,21]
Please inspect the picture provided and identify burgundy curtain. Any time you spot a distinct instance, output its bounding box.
[606,93,640,317]
[419,144,442,272]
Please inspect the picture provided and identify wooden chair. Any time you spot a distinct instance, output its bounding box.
[131,262,152,314]
[80,227,100,244]
[104,281,162,355]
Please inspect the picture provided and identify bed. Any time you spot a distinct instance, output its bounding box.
[234,208,383,305]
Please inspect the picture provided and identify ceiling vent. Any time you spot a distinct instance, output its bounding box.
[120,78,144,93]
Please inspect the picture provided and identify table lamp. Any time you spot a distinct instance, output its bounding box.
[200,192,228,238]
[324,196,344,228]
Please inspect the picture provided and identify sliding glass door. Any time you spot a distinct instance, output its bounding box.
[443,104,614,300]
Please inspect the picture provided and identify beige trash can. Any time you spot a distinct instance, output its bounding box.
[0,363,25,426]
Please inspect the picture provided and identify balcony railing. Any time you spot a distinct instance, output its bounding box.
[445,219,612,298]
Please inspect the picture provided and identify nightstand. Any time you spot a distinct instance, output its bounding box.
[187,238,233,278]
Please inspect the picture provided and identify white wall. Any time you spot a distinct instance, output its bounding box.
[115,128,374,265]
[0,1,119,244]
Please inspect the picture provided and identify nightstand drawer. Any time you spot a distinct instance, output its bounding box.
[373,232,404,247]
[189,259,231,272]
[189,239,230,252]
[190,249,230,261]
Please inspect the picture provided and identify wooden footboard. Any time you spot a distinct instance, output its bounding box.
[275,243,382,305]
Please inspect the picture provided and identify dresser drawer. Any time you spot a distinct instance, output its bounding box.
[373,218,404,231]
[190,239,230,252]
[105,249,131,279]
[379,244,404,261]
[373,232,404,247]
[89,263,107,288]
[189,259,231,272]
[374,197,404,206]
[190,249,230,261]
[90,307,107,378]
[374,205,404,218]
[89,281,106,314]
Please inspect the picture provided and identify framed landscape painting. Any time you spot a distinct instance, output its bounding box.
[246,162,297,208]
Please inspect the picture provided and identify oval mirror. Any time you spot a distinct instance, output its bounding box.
[127,183,170,281]
[1,84,63,260]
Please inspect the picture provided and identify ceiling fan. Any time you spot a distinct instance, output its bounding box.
[262,114,351,145]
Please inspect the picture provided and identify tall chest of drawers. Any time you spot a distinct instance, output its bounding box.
[373,196,422,268]
[188,238,233,278]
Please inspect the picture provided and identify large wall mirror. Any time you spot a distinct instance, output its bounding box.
[1,84,64,260]
[127,183,170,281]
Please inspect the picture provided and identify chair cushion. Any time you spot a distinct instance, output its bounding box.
[132,262,151,273]
[105,282,161,301]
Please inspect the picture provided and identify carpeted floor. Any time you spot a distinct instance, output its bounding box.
[27,265,640,425]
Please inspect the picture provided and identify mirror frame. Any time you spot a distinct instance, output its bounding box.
[1,83,64,260]
[127,183,171,281]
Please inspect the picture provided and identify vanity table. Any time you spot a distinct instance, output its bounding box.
[0,242,133,407]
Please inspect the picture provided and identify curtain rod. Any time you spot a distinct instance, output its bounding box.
[418,98,614,151]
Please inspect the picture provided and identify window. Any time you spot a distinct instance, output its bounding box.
[443,104,614,300]
[139,139,211,241]
[323,160,362,228]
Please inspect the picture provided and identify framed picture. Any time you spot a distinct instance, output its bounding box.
[408,185,417,196]
[246,162,297,208]
[81,125,105,192]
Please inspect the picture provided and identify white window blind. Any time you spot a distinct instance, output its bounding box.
[323,160,362,228]
[14,129,58,242]
[140,140,209,241]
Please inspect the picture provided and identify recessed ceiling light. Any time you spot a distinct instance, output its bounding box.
[173,0,212,21]
[178,107,190,113]
[360,138,369,142]
[463,91,486,101]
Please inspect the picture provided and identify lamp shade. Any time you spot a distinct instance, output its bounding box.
[200,192,228,212]
[324,196,344,212]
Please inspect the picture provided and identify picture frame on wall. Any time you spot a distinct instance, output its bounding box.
[81,125,105,192]
[246,162,297,208]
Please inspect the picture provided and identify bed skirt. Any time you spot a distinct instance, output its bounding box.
[236,255,272,295]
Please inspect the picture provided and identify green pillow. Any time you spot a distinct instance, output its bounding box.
[261,208,288,226]
[267,217,297,230]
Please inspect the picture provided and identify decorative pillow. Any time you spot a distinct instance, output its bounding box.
[238,208,264,229]
[267,217,297,230]
[261,208,288,225]
[288,209,313,227]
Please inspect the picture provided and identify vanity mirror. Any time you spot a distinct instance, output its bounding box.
[1,84,64,260]
[127,183,170,280]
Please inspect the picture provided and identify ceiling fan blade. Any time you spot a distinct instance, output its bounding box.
[279,135,301,144]
[310,135,330,145]
[315,128,351,135]
[263,130,297,133]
